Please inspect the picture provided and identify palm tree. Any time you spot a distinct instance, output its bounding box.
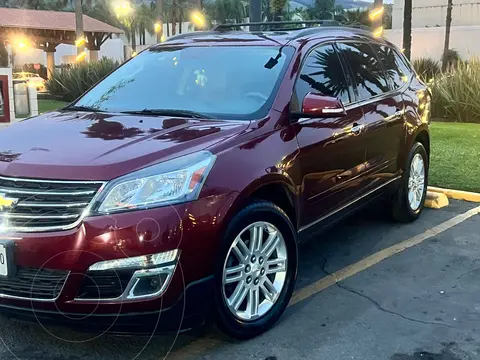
[344,9,370,26]
[442,0,453,71]
[403,0,412,60]
[136,3,156,45]
[207,0,247,24]
[270,0,287,20]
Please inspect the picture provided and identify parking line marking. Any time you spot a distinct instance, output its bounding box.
[289,205,480,306]
[168,206,480,359]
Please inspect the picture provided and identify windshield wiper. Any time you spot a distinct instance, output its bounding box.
[121,109,213,119]
[63,105,101,112]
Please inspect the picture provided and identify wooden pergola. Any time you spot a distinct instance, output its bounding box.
[0,8,123,78]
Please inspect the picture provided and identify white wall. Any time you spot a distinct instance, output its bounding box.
[393,0,480,29]
[384,25,480,60]
[12,38,125,69]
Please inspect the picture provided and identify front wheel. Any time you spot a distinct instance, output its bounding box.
[392,142,429,222]
[214,201,298,339]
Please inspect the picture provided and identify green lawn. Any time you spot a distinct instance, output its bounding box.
[430,122,480,192]
[38,99,67,114]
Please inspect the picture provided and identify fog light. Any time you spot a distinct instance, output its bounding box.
[87,249,178,271]
[79,250,179,301]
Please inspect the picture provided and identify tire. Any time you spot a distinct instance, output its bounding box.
[213,200,298,339]
[392,142,429,222]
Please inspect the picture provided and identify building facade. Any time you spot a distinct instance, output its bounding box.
[393,0,480,29]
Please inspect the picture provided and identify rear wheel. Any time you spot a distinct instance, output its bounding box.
[392,142,429,222]
[214,201,298,339]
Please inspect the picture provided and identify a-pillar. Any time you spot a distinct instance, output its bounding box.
[44,43,58,79]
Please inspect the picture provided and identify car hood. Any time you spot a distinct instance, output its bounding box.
[0,111,249,180]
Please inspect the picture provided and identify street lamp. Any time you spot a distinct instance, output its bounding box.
[190,11,205,29]
[114,0,133,17]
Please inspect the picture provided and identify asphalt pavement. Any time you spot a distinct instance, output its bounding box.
[0,200,479,360]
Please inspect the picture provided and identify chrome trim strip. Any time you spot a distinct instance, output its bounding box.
[1,213,79,220]
[299,176,401,233]
[0,188,96,196]
[0,176,104,184]
[16,202,89,208]
[74,263,178,302]
[0,271,70,302]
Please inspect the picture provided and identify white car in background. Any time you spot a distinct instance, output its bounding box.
[13,72,46,93]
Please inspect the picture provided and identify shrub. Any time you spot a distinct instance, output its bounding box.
[45,58,119,102]
[431,58,480,123]
[22,63,48,80]
[412,57,441,83]
[441,49,461,69]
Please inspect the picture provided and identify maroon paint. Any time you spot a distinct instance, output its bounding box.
[0,29,430,324]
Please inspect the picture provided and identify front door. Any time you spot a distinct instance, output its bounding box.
[292,44,368,229]
[0,76,10,123]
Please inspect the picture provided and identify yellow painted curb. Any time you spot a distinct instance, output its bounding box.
[428,186,480,203]
[425,191,449,209]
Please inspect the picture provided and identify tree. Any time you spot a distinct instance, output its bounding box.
[344,8,370,26]
[136,3,156,45]
[205,0,247,24]
[0,42,8,67]
[442,0,453,71]
[403,0,412,60]
[314,0,335,19]
[270,0,287,20]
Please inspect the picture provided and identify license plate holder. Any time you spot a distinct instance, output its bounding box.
[0,240,16,278]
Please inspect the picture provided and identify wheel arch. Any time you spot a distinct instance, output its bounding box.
[414,130,430,158]
[220,174,300,238]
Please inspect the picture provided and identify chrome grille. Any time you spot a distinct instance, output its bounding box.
[0,176,105,232]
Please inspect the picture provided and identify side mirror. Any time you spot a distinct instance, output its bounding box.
[292,93,347,119]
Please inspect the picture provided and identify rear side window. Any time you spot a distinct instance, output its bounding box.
[336,42,389,101]
[370,43,412,90]
[292,44,351,111]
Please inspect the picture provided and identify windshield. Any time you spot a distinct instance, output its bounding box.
[74,46,293,120]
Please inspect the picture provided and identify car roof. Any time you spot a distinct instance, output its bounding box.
[154,26,384,49]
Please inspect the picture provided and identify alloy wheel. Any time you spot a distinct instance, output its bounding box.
[408,153,426,211]
[222,221,288,321]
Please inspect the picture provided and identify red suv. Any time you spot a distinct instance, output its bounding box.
[0,23,430,339]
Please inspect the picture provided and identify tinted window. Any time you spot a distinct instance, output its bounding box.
[292,44,351,110]
[371,44,411,89]
[337,42,389,101]
[74,46,293,120]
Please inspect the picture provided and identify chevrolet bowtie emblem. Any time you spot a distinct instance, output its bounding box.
[0,193,18,211]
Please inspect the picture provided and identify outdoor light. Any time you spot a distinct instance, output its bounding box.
[373,26,384,38]
[11,35,30,51]
[131,51,137,57]
[114,0,133,17]
[190,11,205,28]
[369,6,384,21]
[154,22,162,33]
[76,51,87,62]
[75,37,86,47]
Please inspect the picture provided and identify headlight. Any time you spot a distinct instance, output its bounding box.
[93,151,216,214]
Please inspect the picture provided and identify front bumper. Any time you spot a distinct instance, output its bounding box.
[0,275,214,334]
[0,193,235,332]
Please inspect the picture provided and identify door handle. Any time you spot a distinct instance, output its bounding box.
[351,124,366,135]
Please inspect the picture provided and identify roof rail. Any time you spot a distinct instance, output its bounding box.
[212,20,341,31]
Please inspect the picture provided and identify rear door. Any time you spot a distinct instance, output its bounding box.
[336,41,404,190]
[293,43,368,229]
